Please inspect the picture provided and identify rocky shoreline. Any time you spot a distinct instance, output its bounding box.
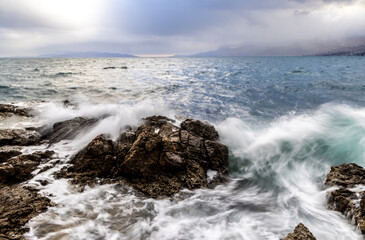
[0,104,230,239]
[0,103,364,239]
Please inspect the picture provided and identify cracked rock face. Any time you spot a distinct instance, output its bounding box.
[0,185,52,240]
[60,116,229,198]
[284,223,317,240]
[325,163,365,234]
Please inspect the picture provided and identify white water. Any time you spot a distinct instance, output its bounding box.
[11,101,365,239]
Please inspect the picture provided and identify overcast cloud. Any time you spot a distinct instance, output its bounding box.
[0,0,364,56]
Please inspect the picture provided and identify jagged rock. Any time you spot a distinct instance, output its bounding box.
[69,134,116,177]
[0,151,54,186]
[0,129,40,146]
[0,104,32,119]
[284,223,317,240]
[325,163,365,234]
[44,117,97,144]
[325,163,365,187]
[0,185,51,240]
[0,146,22,163]
[61,116,229,198]
[181,118,219,141]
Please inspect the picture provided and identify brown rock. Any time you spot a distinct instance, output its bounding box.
[0,146,22,163]
[0,129,40,146]
[0,151,54,185]
[0,104,32,118]
[325,163,365,234]
[284,223,317,240]
[68,134,116,178]
[0,185,51,240]
[325,163,365,187]
[181,118,219,141]
[63,115,229,198]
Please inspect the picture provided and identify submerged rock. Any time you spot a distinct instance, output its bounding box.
[325,163,365,234]
[0,185,52,240]
[0,129,40,146]
[60,116,229,198]
[284,223,317,240]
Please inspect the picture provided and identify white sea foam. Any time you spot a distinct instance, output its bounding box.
[22,102,365,239]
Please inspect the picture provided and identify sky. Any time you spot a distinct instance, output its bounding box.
[0,0,365,57]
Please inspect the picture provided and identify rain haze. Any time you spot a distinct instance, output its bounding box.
[0,0,365,56]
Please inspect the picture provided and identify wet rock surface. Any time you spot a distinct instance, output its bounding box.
[0,129,40,146]
[284,223,317,240]
[0,150,55,186]
[0,185,52,240]
[325,163,365,234]
[59,116,229,198]
[43,117,98,144]
[0,146,22,163]
[0,104,32,119]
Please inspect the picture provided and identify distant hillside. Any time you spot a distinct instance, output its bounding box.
[315,45,365,56]
[38,52,137,58]
[184,38,365,57]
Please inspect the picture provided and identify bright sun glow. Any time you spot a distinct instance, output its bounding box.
[322,4,365,22]
[30,0,102,28]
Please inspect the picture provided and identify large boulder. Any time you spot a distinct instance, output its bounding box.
[284,223,316,240]
[62,116,229,198]
[0,185,52,240]
[0,129,40,146]
[325,163,365,233]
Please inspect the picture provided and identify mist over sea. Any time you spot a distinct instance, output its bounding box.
[1,57,365,239]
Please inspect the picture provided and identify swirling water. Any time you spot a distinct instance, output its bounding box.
[1,57,365,239]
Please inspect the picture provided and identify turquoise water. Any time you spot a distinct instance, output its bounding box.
[1,57,365,239]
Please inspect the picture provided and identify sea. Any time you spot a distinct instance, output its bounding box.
[0,57,365,240]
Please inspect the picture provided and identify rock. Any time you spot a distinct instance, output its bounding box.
[63,115,229,198]
[0,146,22,163]
[0,104,32,119]
[284,223,317,240]
[44,117,97,144]
[325,163,365,234]
[69,134,116,177]
[325,163,365,187]
[181,118,219,141]
[62,100,76,108]
[0,185,51,239]
[0,151,54,186]
[0,129,40,146]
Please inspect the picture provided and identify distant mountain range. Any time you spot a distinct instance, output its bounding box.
[314,45,365,56]
[177,39,365,57]
[37,52,137,58]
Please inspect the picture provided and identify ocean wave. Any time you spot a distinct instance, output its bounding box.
[20,101,364,239]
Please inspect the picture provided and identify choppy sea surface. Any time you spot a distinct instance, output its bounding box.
[1,57,365,239]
